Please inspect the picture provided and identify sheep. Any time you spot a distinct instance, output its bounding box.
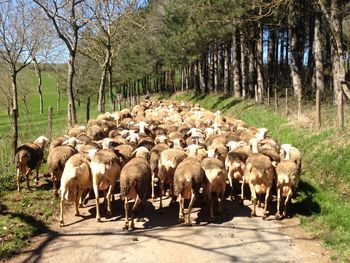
[149,143,170,201]
[59,153,92,227]
[15,136,49,192]
[157,148,187,210]
[275,160,300,220]
[49,135,69,151]
[114,144,135,168]
[174,157,211,225]
[120,147,151,230]
[201,157,227,216]
[89,148,121,221]
[280,144,302,170]
[47,137,78,196]
[225,145,250,204]
[87,125,105,140]
[244,138,275,219]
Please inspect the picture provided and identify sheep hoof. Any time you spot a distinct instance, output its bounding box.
[262,214,268,220]
[74,212,80,216]
[185,222,193,227]
[250,212,256,217]
[123,224,129,231]
[275,214,282,220]
[178,217,185,223]
[59,221,65,227]
[96,217,101,222]
[239,199,244,206]
[130,223,135,230]
[106,211,112,217]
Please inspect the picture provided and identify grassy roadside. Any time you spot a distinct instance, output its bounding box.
[0,71,101,259]
[173,92,350,262]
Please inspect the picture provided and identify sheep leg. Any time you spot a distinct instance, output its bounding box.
[275,187,282,220]
[16,168,21,192]
[151,172,156,201]
[131,196,141,230]
[219,190,225,214]
[59,189,67,227]
[25,169,32,191]
[35,161,42,185]
[93,184,101,222]
[158,180,164,211]
[263,186,272,220]
[178,194,185,223]
[75,189,82,216]
[283,189,293,218]
[186,193,196,226]
[124,198,129,230]
[249,184,257,217]
[106,184,114,217]
[205,186,214,222]
[228,174,233,200]
[240,176,245,206]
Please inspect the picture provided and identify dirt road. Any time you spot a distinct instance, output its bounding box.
[9,196,330,263]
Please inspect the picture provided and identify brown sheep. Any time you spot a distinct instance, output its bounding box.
[174,157,211,225]
[47,138,78,196]
[149,143,170,201]
[120,148,151,230]
[244,138,275,218]
[59,153,92,226]
[15,136,49,192]
[275,160,300,220]
[157,148,187,210]
[201,157,227,216]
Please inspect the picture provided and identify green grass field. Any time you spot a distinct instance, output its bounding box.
[174,92,350,262]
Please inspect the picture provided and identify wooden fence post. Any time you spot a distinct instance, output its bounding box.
[48,106,53,141]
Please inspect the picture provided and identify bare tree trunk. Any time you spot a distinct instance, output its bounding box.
[241,33,247,98]
[214,44,218,93]
[108,61,114,111]
[232,29,241,98]
[248,41,255,98]
[207,48,213,92]
[11,71,18,163]
[314,12,324,128]
[267,28,276,101]
[34,60,43,114]
[256,20,264,103]
[12,108,18,163]
[98,63,107,113]
[289,7,303,120]
[185,66,189,91]
[198,60,206,92]
[67,55,77,126]
[224,43,230,93]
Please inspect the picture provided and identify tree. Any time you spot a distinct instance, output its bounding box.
[29,5,57,114]
[81,0,142,112]
[33,0,95,126]
[0,0,34,160]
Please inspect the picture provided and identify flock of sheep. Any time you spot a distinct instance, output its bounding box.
[15,99,301,230]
